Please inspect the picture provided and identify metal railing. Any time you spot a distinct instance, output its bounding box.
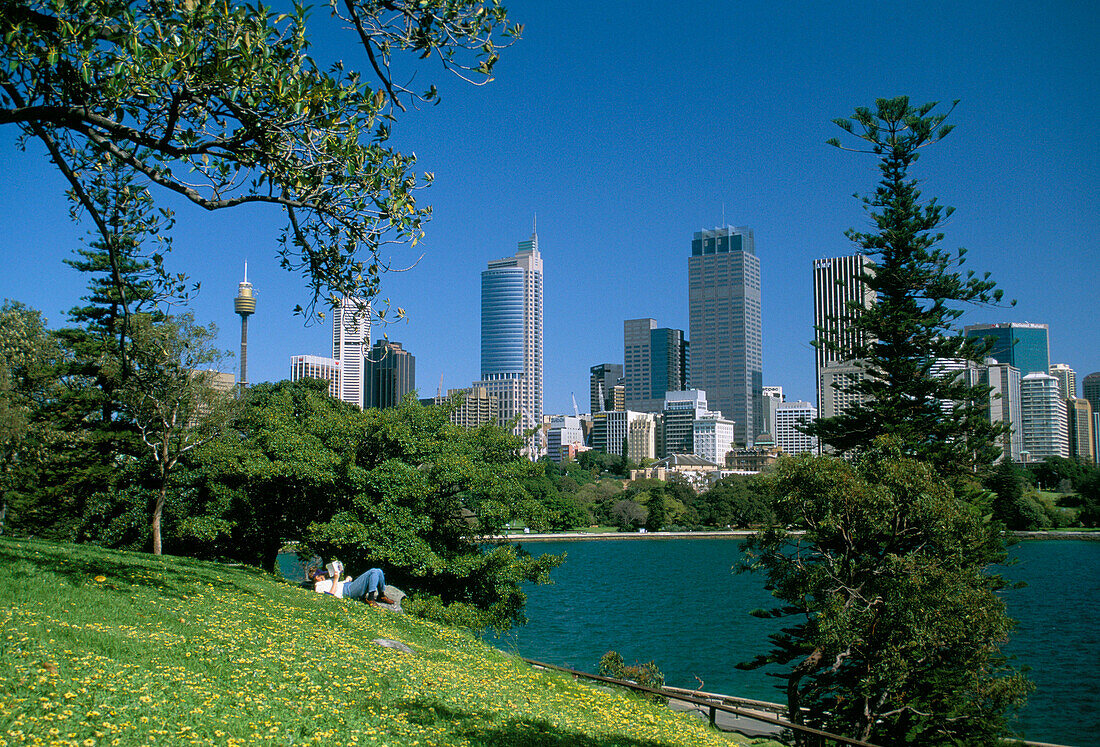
[520,657,881,747]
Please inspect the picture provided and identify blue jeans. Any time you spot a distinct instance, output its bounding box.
[343,568,386,600]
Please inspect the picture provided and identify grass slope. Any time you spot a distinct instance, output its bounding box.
[0,538,772,747]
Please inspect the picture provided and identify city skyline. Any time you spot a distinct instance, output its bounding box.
[1,0,1097,415]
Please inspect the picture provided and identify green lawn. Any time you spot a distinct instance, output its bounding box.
[0,537,775,747]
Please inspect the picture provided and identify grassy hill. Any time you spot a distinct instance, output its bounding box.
[0,537,776,747]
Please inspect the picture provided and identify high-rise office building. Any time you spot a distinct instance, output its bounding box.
[590,363,624,413]
[429,386,499,429]
[981,361,1023,464]
[1068,398,1095,464]
[661,390,709,457]
[623,319,689,413]
[290,354,340,398]
[689,225,762,445]
[693,411,736,464]
[813,255,874,419]
[1084,372,1100,413]
[332,297,371,408]
[363,340,415,409]
[775,401,819,455]
[963,323,1049,376]
[547,415,586,463]
[1019,372,1069,461]
[1049,363,1077,399]
[481,231,543,444]
[761,386,784,441]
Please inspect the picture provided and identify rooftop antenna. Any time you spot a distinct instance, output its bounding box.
[721,203,726,228]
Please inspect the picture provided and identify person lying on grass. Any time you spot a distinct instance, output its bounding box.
[309,566,395,607]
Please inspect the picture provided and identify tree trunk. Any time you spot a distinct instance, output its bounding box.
[788,647,824,747]
[151,483,166,555]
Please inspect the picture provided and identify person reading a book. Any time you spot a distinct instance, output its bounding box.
[310,564,394,606]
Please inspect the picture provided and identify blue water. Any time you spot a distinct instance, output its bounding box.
[487,537,1099,747]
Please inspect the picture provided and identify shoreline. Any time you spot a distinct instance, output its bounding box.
[491,529,1100,543]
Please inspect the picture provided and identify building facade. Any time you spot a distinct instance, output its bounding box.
[775,401,819,455]
[547,415,586,463]
[481,232,543,446]
[290,354,340,398]
[363,340,415,409]
[689,226,762,445]
[963,323,1049,376]
[332,297,371,407]
[693,412,736,465]
[590,363,624,414]
[813,255,874,418]
[623,319,689,413]
[981,361,1023,464]
[661,390,709,457]
[430,386,499,429]
[1068,398,1095,464]
[1019,372,1069,461]
[1049,363,1077,399]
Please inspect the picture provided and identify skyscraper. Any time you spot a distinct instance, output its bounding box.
[1049,363,1077,399]
[332,297,371,407]
[480,230,543,443]
[363,340,415,409]
[689,225,762,445]
[813,255,874,418]
[963,323,1050,376]
[590,363,624,413]
[290,354,340,398]
[1020,372,1069,460]
[981,361,1023,464]
[623,319,689,413]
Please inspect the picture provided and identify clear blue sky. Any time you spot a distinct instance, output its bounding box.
[1,0,1097,414]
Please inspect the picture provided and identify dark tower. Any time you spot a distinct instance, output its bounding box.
[234,264,256,388]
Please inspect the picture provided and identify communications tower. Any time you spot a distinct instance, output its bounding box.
[234,264,256,388]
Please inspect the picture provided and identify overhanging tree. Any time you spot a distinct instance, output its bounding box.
[807,96,1011,476]
[1,0,520,316]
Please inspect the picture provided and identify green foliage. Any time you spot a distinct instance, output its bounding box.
[643,488,666,531]
[0,301,64,536]
[121,313,235,554]
[809,97,1009,476]
[741,449,1031,744]
[695,475,775,528]
[1028,456,1092,492]
[1,0,520,316]
[302,397,562,630]
[597,651,665,701]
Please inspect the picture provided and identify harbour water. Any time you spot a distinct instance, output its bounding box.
[487,537,1100,746]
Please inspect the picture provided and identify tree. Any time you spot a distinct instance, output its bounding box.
[807,97,1009,476]
[0,301,63,535]
[740,449,1030,744]
[169,378,367,568]
[696,474,774,528]
[303,397,562,630]
[1,0,520,316]
[121,313,235,554]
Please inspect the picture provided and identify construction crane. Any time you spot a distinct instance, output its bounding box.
[571,393,580,418]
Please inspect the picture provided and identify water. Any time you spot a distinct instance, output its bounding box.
[487,537,1100,746]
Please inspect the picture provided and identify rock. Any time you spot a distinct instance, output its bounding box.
[373,638,415,655]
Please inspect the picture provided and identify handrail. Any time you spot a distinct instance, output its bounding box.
[519,657,882,747]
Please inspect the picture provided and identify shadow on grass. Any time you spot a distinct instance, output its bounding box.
[0,536,266,600]
[400,698,698,747]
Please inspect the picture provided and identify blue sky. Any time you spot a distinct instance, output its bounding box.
[1,0,1097,414]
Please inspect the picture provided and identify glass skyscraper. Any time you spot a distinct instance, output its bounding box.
[480,231,543,443]
[688,225,762,446]
[623,319,689,413]
[963,322,1050,376]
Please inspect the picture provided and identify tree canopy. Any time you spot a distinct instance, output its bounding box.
[1,0,520,316]
[741,449,1030,744]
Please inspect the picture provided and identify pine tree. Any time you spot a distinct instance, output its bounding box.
[809,97,1011,476]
